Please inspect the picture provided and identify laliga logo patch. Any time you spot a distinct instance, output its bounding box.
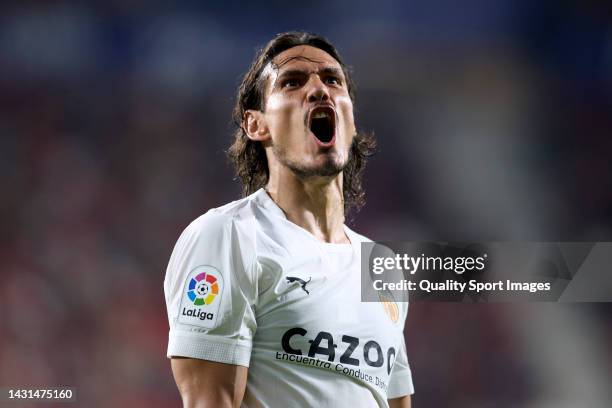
[178,266,223,329]
[188,271,219,305]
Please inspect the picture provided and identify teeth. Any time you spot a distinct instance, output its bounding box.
[312,111,329,119]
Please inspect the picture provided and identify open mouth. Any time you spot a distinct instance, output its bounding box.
[308,106,336,145]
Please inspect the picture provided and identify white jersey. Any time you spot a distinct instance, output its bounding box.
[164,189,414,407]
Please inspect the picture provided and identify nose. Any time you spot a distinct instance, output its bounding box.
[306,75,330,103]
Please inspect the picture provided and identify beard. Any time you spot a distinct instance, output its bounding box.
[272,144,349,180]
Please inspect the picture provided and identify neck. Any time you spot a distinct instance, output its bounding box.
[266,170,349,244]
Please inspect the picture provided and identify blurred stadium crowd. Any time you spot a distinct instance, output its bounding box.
[1,1,611,407]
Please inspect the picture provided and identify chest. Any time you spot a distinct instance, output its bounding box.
[253,247,403,373]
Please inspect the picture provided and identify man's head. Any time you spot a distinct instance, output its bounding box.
[228,31,375,215]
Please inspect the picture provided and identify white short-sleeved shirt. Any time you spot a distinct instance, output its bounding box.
[164,189,414,407]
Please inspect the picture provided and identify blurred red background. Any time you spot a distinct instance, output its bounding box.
[1,1,611,406]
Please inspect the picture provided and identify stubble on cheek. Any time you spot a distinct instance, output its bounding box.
[336,102,356,160]
[338,94,356,137]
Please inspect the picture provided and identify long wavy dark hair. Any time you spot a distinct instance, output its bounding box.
[227,31,376,216]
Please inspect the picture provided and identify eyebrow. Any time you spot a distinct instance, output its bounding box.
[276,66,344,81]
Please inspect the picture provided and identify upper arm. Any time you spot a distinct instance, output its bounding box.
[388,395,411,408]
[164,213,257,406]
[171,357,248,408]
[164,213,257,365]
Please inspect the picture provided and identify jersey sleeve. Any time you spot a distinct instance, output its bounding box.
[387,339,414,398]
[164,211,257,367]
[387,303,415,399]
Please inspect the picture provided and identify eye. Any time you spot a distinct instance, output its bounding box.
[282,78,301,88]
[325,76,341,86]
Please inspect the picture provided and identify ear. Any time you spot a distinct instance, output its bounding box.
[243,110,270,141]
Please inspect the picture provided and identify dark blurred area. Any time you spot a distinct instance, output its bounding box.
[1,1,611,407]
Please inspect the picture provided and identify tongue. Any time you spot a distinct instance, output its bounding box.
[311,117,333,143]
